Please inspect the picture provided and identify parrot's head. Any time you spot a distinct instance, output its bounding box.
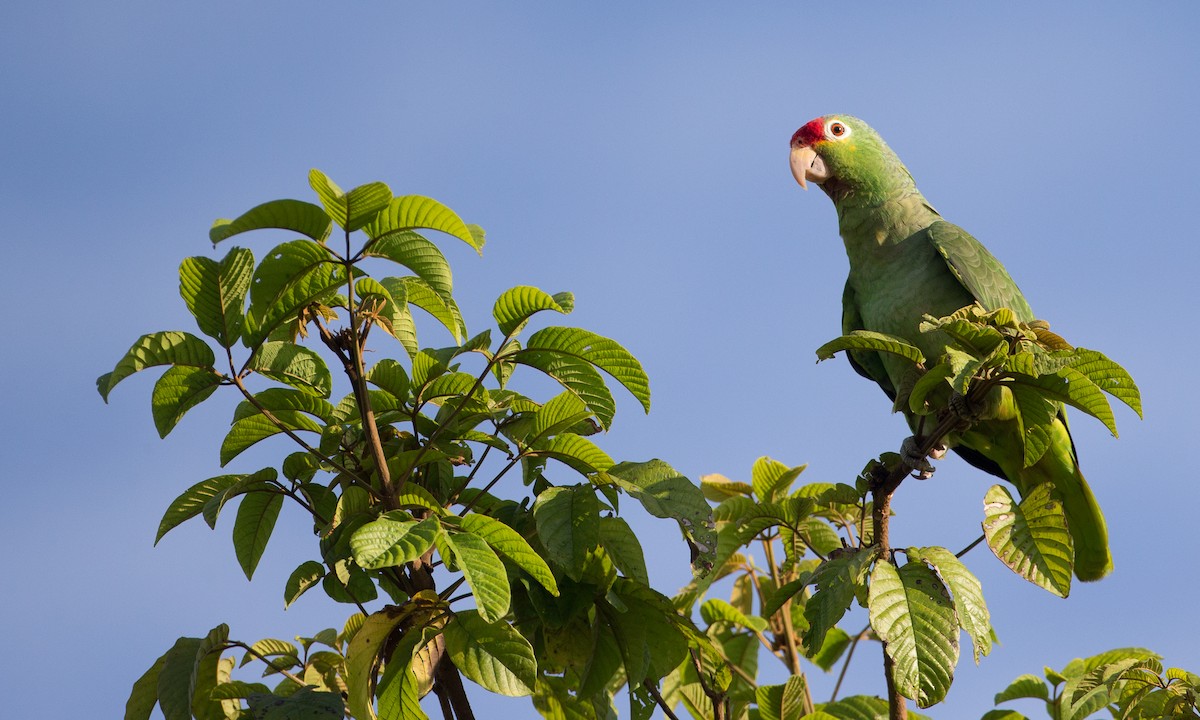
[789,115,915,204]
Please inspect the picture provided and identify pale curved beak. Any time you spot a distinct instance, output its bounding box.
[790,145,829,190]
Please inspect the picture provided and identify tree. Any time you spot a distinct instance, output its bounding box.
[103,172,1193,720]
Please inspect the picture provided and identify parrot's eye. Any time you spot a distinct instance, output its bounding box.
[827,121,849,139]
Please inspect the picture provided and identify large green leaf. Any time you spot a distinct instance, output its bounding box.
[219,411,323,466]
[362,229,453,300]
[1009,366,1118,436]
[157,636,205,720]
[366,358,411,403]
[492,286,574,337]
[179,248,254,347]
[156,473,245,544]
[363,194,483,254]
[200,468,278,529]
[533,485,601,580]
[455,513,559,596]
[598,516,649,585]
[532,434,615,475]
[816,330,925,365]
[247,342,333,397]
[1010,383,1057,468]
[284,560,326,609]
[982,483,1073,597]
[443,609,537,696]
[210,199,331,245]
[603,460,715,573]
[700,598,768,633]
[910,546,992,664]
[151,365,223,438]
[125,652,167,720]
[441,529,511,623]
[233,490,284,580]
[803,549,876,652]
[525,326,651,414]
[380,275,465,343]
[243,240,345,347]
[246,687,344,720]
[868,560,959,708]
[1053,348,1143,417]
[511,349,616,429]
[232,388,336,424]
[308,170,392,232]
[993,673,1050,703]
[756,676,809,720]
[98,332,216,401]
[191,624,231,720]
[349,516,441,570]
[601,580,690,686]
[345,605,413,720]
[751,456,807,503]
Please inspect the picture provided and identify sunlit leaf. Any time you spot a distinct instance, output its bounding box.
[533,485,600,580]
[455,513,558,596]
[210,198,331,245]
[363,229,453,300]
[350,516,441,570]
[179,248,254,347]
[380,275,464,343]
[868,560,959,708]
[284,560,326,609]
[98,332,216,401]
[151,365,222,438]
[248,342,332,397]
[1010,383,1057,468]
[244,240,345,347]
[493,286,573,337]
[441,529,511,623]
[157,636,203,720]
[603,460,715,573]
[219,411,322,466]
[345,605,413,720]
[232,388,336,424]
[700,598,768,633]
[816,331,925,365]
[525,326,651,415]
[444,610,536,696]
[982,483,1072,598]
[993,673,1049,703]
[363,194,482,254]
[1009,366,1118,437]
[233,490,284,580]
[156,474,244,544]
[599,516,649,585]
[910,546,992,664]
[751,456,807,503]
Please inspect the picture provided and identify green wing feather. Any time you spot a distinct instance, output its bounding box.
[926,221,1034,321]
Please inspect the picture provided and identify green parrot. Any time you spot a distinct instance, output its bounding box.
[789,115,1111,581]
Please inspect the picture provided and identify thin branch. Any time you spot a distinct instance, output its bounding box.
[831,624,870,702]
[956,533,986,558]
[642,681,682,720]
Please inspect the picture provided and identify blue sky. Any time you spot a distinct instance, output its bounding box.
[3,3,1197,718]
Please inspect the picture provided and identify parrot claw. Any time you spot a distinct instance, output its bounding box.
[901,436,936,479]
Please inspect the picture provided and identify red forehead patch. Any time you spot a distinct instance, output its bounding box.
[790,118,826,147]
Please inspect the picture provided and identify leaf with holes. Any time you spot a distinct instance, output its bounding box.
[868,560,959,708]
[982,483,1073,597]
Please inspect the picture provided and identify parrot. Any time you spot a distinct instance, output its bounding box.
[788,114,1111,581]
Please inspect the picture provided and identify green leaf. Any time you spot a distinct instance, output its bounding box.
[362,229,453,300]
[284,560,326,609]
[804,549,876,652]
[533,485,600,580]
[191,624,231,720]
[210,680,271,699]
[220,411,323,466]
[533,433,615,475]
[441,529,511,623]
[308,171,391,232]
[179,248,254,347]
[363,194,483,254]
[994,673,1050,703]
[525,326,651,415]
[156,474,244,545]
[604,460,716,573]
[756,676,809,720]
[601,580,690,686]
[98,332,216,401]
[751,456,807,503]
[232,388,336,424]
[1049,348,1143,418]
[1010,366,1118,436]
[599,516,649,585]
[151,366,223,438]
[233,490,284,580]
[444,610,537,696]
[366,358,411,402]
[493,286,573,337]
[868,560,959,708]
[201,468,278,529]
[350,516,441,570]
[125,652,166,720]
[700,598,769,633]
[909,363,953,414]
[980,710,1030,720]
[455,513,559,596]
[512,348,616,429]
[380,275,465,343]
[157,636,203,720]
[910,546,992,664]
[247,342,332,397]
[816,330,925,365]
[210,198,332,245]
[982,483,1073,598]
[244,240,345,347]
[1011,383,1057,468]
[345,605,414,720]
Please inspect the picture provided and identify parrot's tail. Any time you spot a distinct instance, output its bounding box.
[1021,455,1113,582]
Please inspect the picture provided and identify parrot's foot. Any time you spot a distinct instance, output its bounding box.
[901,436,936,479]
[949,392,984,426]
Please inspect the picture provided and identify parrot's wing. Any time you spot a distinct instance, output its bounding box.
[841,279,897,400]
[926,221,1035,322]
